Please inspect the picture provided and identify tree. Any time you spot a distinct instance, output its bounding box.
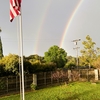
[80,35,100,67]
[23,57,33,74]
[0,60,5,77]
[44,45,67,68]
[0,28,3,59]
[0,54,19,75]
[64,56,76,69]
[92,56,100,68]
[26,54,44,63]
[0,28,1,32]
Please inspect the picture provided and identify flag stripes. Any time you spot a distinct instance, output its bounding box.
[10,0,21,22]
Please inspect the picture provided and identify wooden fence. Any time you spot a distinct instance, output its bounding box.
[0,74,33,95]
[36,69,97,87]
[0,69,99,96]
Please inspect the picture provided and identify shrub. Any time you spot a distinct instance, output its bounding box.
[0,78,6,90]
[30,83,37,91]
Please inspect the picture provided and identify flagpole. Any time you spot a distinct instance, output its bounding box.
[17,17,22,100]
[9,0,24,99]
[19,9,25,100]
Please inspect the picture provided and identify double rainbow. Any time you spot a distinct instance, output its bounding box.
[34,0,83,54]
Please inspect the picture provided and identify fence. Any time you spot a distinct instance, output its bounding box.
[36,69,98,87]
[0,69,99,96]
[37,70,68,87]
[70,69,95,81]
[0,74,33,95]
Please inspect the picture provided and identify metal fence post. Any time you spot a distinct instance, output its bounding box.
[51,72,53,84]
[6,77,8,93]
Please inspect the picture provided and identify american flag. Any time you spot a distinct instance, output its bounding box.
[10,0,21,22]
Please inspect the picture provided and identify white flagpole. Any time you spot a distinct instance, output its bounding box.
[19,9,25,100]
[17,17,22,100]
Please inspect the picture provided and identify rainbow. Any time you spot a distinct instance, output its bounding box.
[34,0,53,54]
[60,0,83,48]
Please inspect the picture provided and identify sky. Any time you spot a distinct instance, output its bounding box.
[0,0,100,57]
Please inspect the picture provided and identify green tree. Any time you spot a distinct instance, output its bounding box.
[92,56,100,68]
[0,60,5,77]
[80,35,100,67]
[64,56,76,69]
[26,54,44,63]
[1,54,19,75]
[44,45,67,68]
[0,28,3,59]
[23,57,33,74]
[0,28,1,32]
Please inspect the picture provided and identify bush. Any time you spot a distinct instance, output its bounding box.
[30,83,37,91]
[0,78,6,90]
[29,62,57,73]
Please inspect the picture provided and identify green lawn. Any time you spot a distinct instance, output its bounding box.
[0,82,100,100]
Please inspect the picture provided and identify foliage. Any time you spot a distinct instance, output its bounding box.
[26,54,55,73]
[0,78,6,90]
[23,58,33,74]
[41,62,57,72]
[0,28,1,32]
[0,53,57,76]
[0,54,19,75]
[52,69,69,84]
[80,35,100,67]
[30,83,37,91]
[44,45,67,68]
[92,56,100,68]
[28,61,56,73]
[64,56,76,69]
[0,37,3,59]
[0,64,5,77]
[26,54,44,63]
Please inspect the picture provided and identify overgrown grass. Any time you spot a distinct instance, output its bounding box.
[0,82,100,100]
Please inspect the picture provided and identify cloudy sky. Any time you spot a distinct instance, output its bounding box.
[0,0,100,57]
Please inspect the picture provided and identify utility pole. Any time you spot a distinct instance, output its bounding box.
[72,39,81,69]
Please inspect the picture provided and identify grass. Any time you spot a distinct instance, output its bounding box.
[0,82,100,100]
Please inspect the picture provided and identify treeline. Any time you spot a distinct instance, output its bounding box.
[0,45,67,77]
[0,54,57,77]
[0,35,100,77]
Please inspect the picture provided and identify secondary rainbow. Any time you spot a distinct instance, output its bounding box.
[34,0,53,54]
[60,0,83,48]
